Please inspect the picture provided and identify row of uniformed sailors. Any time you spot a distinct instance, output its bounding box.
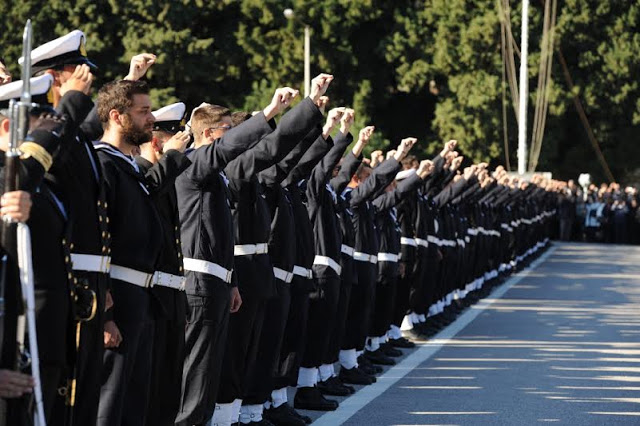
[0,28,560,426]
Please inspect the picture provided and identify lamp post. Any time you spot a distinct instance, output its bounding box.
[284,8,311,97]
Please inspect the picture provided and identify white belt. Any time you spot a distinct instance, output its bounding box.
[234,243,269,256]
[467,228,479,236]
[353,252,377,264]
[501,223,514,232]
[183,258,233,283]
[292,265,313,279]
[415,238,429,248]
[313,255,342,275]
[427,235,441,246]
[341,244,354,257]
[152,271,186,291]
[71,253,111,273]
[273,267,294,283]
[400,237,417,247]
[378,252,399,263]
[110,264,153,288]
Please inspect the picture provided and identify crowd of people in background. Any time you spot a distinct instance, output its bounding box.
[557,179,640,244]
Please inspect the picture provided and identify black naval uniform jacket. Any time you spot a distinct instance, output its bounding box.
[176,113,275,296]
[135,152,192,320]
[228,97,323,298]
[304,132,357,282]
[332,148,361,287]
[373,172,423,279]
[0,124,67,370]
[280,129,329,292]
[307,134,355,282]
[53,91,110,285]
[95,143,163,322]
[345,159,402,263]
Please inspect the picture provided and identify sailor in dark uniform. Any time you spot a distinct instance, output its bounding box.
[299,111,364,399]
[339,138,416,372]
[366,160,434,363]
[326,122,374,389]
[258,98,329,425]
[293,112,364,412]
[0,75,70,424]
[175,92,288,426]
[243,105,340,424]
[212,80,329,426]
[23,31,111,426]
[135,102,192,426]
[93,80,165,426]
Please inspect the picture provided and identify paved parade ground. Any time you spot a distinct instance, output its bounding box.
[308,242,640,425]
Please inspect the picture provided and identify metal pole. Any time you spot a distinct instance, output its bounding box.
[517,0,529,175]
[304,25,310,97]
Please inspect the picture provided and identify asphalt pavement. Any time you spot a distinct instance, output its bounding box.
[306,242,640,426]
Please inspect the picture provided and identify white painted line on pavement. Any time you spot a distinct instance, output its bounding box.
[312,245,557,426]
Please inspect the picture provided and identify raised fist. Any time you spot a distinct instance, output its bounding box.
[325,107,346,130]
[417,159,434,178]
[125,53,156,81]
[315,96,329,114]
[322,107,346,138]
[370,149,383,168]
[353,125,374,157]
[340,108,355,134]
[309,73,334,103]
[440,139,457,157]
[359,126,375,144]
[450,155,464,171]
[264,87,299,120]
[394,137,417,161]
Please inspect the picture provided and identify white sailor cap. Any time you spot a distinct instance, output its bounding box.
[0,74,55,113]
[152,102,186,133]
[185,102,211,131]
[395,168,417,181]
[20,30,97,75]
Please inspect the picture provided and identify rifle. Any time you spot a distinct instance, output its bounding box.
[1,20,47,426]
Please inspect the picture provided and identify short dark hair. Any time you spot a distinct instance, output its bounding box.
[97,80,150,128]
[355,162,372,180]
[402,155,418,170]
[231,111,252,127]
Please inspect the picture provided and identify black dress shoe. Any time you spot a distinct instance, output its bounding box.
[263,403,306,426]
[317,376,352,396]
[328,375,355,394]
[380,343,403,358]
[357,355,383,374]
[293,387,338,411]
[280,403,312,424]
[339,366,374,385]
[389,337,416,348]
[363,349,396,366]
